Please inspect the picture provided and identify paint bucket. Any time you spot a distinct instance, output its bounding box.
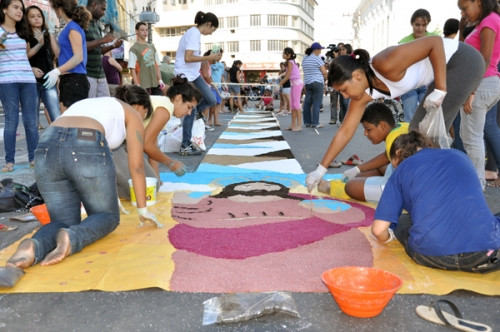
[128,177,157,207]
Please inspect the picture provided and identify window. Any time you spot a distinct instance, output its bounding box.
[227,41,239,53]
[250,15,261,27]
[250,40,261,51]
[267,14,288,26]
[292,16,299,28]
[157,26,190,37]
[205,43,213,52]
[226,16,238,28]
[268,40,287,51]
[179,0,187,4]
[171,0,175,4]
[227,0,237,3]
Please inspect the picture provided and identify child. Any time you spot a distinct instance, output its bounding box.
[257,89,274,111]
[318,102,408,202]
[372,130,500,273]
[279,47,303,131]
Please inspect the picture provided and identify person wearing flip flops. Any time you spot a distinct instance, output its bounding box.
[318,103,408,202]
[371,131,500,274]
[305,30,485,193]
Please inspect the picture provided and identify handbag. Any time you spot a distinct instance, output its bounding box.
[13,182,44,211]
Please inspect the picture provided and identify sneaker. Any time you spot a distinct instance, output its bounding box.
[179,144,202,156]
[312,124,324,128]
[329,120,337,125]
[205,125,214,132]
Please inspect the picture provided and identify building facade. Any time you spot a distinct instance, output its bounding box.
[152,0,317,81]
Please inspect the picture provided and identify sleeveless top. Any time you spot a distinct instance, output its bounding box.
[61,97,126,149]
[102,55,121,85]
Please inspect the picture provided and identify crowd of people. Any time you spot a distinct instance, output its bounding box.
[0,0,499,275]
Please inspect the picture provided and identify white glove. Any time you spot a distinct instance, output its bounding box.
[159,80,165,90]
[43,68,60,89]
[342,166,360,183]
[382,228,396,243]
[305,164,327,192]
[137,207,164,228]
[423,89,447,111]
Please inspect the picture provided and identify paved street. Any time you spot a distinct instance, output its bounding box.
[0,97,499,331]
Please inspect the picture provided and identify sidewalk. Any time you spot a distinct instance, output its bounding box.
[0,97,498,331]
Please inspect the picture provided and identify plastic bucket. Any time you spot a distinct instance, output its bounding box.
[30,204,51,225]
[322,266,402,318]
[128,177,157,207]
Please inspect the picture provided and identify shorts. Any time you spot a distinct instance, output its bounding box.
[228,84,240,94]
[363,164,394,202]
[59,73,90,108]
[211,86,221,104]
[282,87,291,95]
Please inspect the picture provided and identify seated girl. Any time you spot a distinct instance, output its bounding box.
[372,131,500,273]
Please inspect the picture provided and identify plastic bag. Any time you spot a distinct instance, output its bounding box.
[191,118,206,151]
[418,106,451,148]
[0,267,24,288]
[202,291,300,325]
[158,127,183,153]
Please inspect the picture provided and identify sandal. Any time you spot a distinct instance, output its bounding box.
[1,163,14,173]
[342,154,363,166]
[329,160,342,168]
[0,224,18,232]
[416,299,492,332]
[30,161,35,168]
[486,179,500,188]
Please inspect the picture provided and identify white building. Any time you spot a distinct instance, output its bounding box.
[148,0,318,82]
[353,0,461,54]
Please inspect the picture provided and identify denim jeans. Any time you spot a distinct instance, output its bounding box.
[182,75,216,147]
[31,126,119,264]
[401,86,426,122]
[330,90,338,122]
[460,76,500,188]
[0,82,39,164]
[451,113,465,153]
[36,82,60,122]
[339,95,350,123]
[484,104,500,173]
[395,214,500,273]
[302,81,324,126]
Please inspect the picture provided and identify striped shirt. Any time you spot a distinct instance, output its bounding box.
[85,19,105,78]
[0,27,36,84]
[302,54,324,85]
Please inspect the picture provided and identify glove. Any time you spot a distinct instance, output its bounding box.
[118,198,130,214]
[137,207,164,228]
[43,68,60,89]
[382,228,396,243]
[159,80,165,90]
[423,89,446,111]
[305,164,327,192]
[168,160,186,176]
[342,166,360,183]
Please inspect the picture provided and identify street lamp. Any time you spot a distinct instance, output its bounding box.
[139,5,159,43]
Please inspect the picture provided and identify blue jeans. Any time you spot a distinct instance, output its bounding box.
[31,127,119,264]
[395,214,500,273]
[452,113,465,153]
[36,82,60,122]
[182,75,216,147]
[302,81,324,126]
[339,94,350,123]
[484,103,500,172]
[401,86,427,122]
[0,82,39,164]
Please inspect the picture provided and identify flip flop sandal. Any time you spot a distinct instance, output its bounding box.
[416,299,492,332]
[342,154,363,166]
[329,160,342,168]
[0,224,18,232]
[485,180,500,188]
[1,163,14,173]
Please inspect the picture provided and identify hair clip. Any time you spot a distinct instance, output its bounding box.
[350,53,359,60]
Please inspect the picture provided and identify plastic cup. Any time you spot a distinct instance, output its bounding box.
[30,204,51,225]
[128,177,157,207]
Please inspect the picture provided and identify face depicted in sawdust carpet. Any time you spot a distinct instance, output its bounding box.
[169,180,373,259]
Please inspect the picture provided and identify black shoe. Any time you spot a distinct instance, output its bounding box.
[196,113,206,122]
[179,144,202,156]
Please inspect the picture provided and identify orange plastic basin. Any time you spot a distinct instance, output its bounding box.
[322,266,402,318]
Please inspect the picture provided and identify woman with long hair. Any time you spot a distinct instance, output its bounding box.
[26,5,60,126]
[0,0,38,172]
[279,47,303,131]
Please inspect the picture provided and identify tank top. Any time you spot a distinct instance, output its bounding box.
[102,55,121,85]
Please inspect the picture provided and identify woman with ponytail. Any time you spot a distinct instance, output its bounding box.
[279,47,303,131]
[371,130,500,273]
[306,35,485,192]
[46,0,91,112]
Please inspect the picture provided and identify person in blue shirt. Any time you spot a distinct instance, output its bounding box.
[372,130,500,273]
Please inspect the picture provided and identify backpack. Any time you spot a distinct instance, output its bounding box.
[14,182,44,211]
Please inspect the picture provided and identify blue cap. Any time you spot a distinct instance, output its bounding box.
[311,42,325,50]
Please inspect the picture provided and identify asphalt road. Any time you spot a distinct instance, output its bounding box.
[0,97,498,331]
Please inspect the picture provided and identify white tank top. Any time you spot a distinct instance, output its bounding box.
[368,37,459,99]
[60,97,126,149]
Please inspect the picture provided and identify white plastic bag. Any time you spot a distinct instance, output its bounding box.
[418,106,451,149]
[191,118,206,151]
[158,127,183,153]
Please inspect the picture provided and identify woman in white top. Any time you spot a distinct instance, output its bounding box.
[7,85,160,269]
